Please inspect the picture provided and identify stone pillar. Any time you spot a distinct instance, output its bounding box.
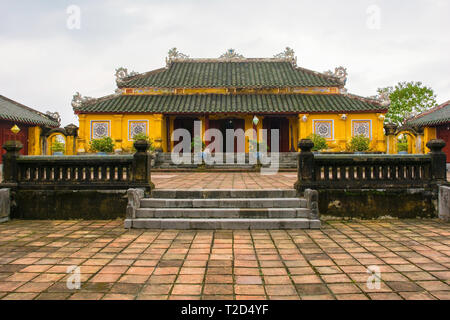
[384,124,397,154]
[415,127,424,154]
[132,140,154,190]
[2,141,23,183]
[427,139,447,183]
[0,188,10,223]
[439,186,450,222]
[294,139,315,191]
[64,124,78,156]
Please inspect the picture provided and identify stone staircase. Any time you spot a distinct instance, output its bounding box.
[125,189,320,229]
[154,153,298,170]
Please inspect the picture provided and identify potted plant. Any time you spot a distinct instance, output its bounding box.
[306,134,328,153]
[191,136,206,160]
[51,140,65,155]
[349,135,370,154]
[89,137,115,155]
[132,133,156,165]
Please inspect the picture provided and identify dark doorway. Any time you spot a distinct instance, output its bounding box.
[209,118,245,153]
[263,117,290,152]
[173,117,199,151]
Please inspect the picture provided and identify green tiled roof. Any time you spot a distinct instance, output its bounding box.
[119,61,343,88]
[0,95,59,127]
[74,94,384,114]
[408,102,450,127]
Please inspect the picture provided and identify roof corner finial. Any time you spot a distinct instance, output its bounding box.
[166,47,190,67]
[219,49,244,60]
[45,111,61,126]
[71,92,95,109]
[274,47,297,66]
[323,66,348,85]
[115,67,138,84]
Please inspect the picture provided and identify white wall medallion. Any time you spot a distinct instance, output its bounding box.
[313,120,333,139]
[352,120,371,139]
[128,120,148,140]
[91,121,110,140]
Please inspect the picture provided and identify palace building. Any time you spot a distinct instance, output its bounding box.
[0,95,60,163]
[72,48,389,154]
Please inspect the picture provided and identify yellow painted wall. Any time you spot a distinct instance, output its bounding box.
[75,112,387,153]
[76,113,164,153]
[297,113,386,152]
[27,126,42,155]
[424,127,437,153]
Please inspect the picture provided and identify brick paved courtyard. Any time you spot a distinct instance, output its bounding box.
[152,172,297,189]
[0,219,448,300]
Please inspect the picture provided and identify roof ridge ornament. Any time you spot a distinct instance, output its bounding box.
[370,88,391,107]
[166,47,190,67]
[45,111,61,126]
[273,47,297,66]
[115,67,139,84]
[71,92,95,109]
[219,49,245,60]
[323,66,348,85]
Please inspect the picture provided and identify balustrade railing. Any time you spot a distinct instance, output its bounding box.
[1,140,153,190]
[295,139,447,191]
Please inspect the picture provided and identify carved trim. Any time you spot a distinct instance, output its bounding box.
[219,49,244,60]
[165,47,190,67]
[273,47,297,66]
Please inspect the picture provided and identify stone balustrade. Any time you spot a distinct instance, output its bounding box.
[295,139,447,191]
[1,139,154,191]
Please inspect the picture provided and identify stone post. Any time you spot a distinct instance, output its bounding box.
[132,139,154,190]
[427,139,447,182]
[294,139,315,191]
[2,141,23,183]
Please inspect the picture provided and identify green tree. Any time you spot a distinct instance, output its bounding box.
[378,81,437,126]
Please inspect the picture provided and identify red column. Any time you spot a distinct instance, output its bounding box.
[204,114,210,148]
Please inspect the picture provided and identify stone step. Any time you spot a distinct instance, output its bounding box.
[135,207,311,219]
[140,198,306,209]
[150,189,299,199]
[125,218,321,230]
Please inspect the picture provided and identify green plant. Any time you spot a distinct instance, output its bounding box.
[249,140,269,152]
[397,135,408,152]
[51,140,65,154]
[349,135,370,152]
[397,142,408,152]
[89,137,115,153]
[191,136,205,151]
[306,134,328,152]
[377,81,437,126]
[132,133,155,151]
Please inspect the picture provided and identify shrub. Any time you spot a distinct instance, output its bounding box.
[132,133,155,151]
[51,140,65,154]
[397,142,408,152]
[306,134,328,151]
[191,136,205,151]
[249,140,269,152]
[349,135,370,152]
[90,137,115,153]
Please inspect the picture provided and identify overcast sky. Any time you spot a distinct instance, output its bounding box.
[1,0,449,126]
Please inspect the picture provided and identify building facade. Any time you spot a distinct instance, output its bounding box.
[0,95,59,163]
[407,101,450,161]
[73,48,389,154]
